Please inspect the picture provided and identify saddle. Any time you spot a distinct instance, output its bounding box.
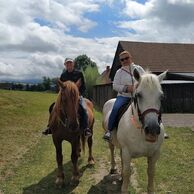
[115,102,131,129]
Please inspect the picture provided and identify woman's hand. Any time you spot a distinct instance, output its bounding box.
[127,85,134,93]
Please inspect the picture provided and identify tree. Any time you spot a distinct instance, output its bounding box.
[83,65,100,99]
[74,54,97,71]
[74,54,100,99]
[42,76,51,90]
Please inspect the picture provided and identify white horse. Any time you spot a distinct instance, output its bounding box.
[102,69,167,194]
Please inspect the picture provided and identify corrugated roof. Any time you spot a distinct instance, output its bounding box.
[110,41,194,80]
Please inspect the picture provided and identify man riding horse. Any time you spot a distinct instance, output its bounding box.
[42,57,92,137]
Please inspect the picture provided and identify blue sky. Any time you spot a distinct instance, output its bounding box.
[75,3,126,38]
[0,0,194,81]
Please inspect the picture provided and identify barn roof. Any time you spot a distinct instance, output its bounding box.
[110,41,194,80]
[98,66,111,84]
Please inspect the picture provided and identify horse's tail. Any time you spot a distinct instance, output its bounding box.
[80,134,86,154]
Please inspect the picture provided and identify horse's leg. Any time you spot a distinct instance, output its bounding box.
[121,148,131,194]
[147,152,160,194]
[53,138,64,186]
[109,143,117,174]
[120,148,123,177]
[87,134,95,165]
[71,138,80,183]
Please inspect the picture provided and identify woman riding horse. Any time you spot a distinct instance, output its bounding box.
[103,69,167,194]
[103,50,144,141]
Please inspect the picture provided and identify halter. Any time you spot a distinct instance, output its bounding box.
[58,109,68,128]
[133,93,162,127]
[58,116,67,128]
[123,67,162,127]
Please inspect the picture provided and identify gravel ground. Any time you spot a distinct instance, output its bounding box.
[162,114,194,130]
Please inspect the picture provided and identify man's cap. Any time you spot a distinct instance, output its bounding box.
[65,58,74,63]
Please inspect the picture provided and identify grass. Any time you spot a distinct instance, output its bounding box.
[0,89,194,194]
[134,127,194,194]
[0,90,111,194]
[0,90,56,184]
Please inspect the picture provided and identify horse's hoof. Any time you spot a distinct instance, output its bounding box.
[70,176,80,185]
[110,168,118,174]
[88,159,95,165]
[55,177,64,187]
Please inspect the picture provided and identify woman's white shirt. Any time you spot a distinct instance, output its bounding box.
[113,63,145,97]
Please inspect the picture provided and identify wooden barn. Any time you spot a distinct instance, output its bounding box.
[93,41,194,113]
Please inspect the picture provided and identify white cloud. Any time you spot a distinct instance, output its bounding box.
[0,0,194,81]
[122,0,153,19]
[117,0,194,42]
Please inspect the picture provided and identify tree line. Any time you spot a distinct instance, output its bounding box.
[8,54,100,99]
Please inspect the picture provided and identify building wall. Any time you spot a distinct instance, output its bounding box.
[93,82,194,113]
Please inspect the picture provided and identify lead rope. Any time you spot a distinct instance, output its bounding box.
[121,66,142,130]
[121,66,134,114]
[130,66,135,116]
[129,67,143,131]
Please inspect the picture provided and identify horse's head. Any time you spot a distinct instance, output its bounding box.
[56,80,80,132]
[133,69,167,142]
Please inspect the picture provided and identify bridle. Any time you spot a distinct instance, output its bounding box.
[133,93,162,127]
[58,108,68,128]
[123,66,162,127]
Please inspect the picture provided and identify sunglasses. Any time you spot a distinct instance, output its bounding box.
[120,56,130,62]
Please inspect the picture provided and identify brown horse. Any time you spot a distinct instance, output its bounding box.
[49,80,95,186]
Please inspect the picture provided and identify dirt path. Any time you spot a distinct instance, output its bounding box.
[90,151,140,194]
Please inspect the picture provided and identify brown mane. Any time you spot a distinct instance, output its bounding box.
[49,81,80,127]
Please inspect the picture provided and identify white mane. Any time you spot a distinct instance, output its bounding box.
[138,71,162,93]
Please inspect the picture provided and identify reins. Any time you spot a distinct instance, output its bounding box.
[123,66,162,127]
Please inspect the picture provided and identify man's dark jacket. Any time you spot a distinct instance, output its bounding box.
[60,69,86,96]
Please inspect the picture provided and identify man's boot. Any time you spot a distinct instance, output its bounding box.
[84,127,92,137]
[42,126,52,135]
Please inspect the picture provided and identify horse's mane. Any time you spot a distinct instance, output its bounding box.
[139,71,162,92]
[49,81,79,127]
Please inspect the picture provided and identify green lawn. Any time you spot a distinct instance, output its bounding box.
[0,89,194,194]
[134,127,194,194]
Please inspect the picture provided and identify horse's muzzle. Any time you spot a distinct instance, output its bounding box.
[144,121,161,143]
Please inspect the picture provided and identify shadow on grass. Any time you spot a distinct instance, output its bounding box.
[23,161,90,194]
[87,173,122,194]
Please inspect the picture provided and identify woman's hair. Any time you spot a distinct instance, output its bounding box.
[119,50,132,58]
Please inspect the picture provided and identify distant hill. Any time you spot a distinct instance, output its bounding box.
[0,78,42,84]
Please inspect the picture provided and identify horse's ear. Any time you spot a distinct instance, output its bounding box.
[158,70,168,82]
[75,78,81,88]
[133,68,140,81]
[58,79,64,88]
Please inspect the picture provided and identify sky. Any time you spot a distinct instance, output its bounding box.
[1,0,194,82]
